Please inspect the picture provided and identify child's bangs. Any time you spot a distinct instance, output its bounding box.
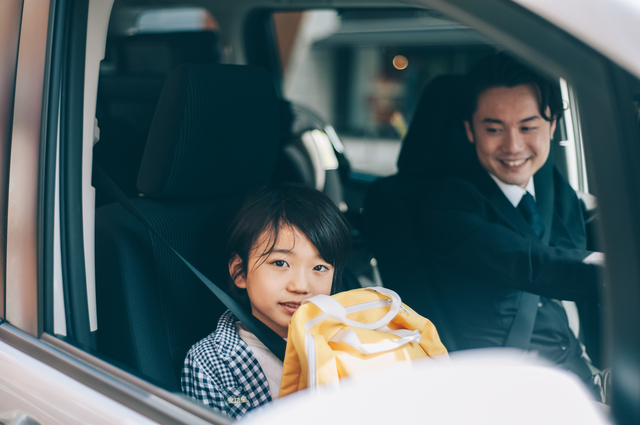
[249,218,297,269]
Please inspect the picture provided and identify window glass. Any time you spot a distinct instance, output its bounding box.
[100,7,222,75]
[274,9,496,176]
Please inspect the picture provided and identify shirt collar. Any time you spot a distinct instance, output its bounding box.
[489,173,536,207]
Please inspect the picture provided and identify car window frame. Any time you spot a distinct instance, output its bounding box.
[5,0,50,337]
[0,0,23,322]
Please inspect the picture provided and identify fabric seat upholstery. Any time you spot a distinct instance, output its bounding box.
[94,31,222,207]
[95,64,280,390]
[362,74,472,351]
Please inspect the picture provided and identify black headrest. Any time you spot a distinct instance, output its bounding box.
[115,31,222,75]
[98,75,166,102]
[396,74,473,178]
[137,64,280,199]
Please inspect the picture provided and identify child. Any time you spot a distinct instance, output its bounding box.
[181,184,351,419]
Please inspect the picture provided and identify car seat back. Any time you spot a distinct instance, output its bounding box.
[363,74,472,351]
[94,64,280,390]
[94,31,222,207]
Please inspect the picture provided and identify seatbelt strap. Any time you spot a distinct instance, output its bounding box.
[504,292,540,349]
[504,234,549,350]
[93,165,286,362]
[504,165,554,350]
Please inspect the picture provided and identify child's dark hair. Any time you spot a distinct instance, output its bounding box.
[226,184,351,305]
[462,52,564,124]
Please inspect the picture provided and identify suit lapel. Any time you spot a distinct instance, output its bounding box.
[463,158,539,240]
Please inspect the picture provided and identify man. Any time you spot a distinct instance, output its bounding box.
[422,53,607,401]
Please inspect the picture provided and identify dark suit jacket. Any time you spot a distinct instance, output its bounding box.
[422,156,601,376]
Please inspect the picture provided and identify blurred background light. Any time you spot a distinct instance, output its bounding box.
[393,55,408,70]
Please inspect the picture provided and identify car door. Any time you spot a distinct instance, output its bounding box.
[0,1,229,424]
[1,1,639,424]
[0,1,149,423]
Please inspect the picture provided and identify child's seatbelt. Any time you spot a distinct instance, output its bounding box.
[93,165,287,361]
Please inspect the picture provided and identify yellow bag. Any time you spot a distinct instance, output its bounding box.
[279,287,448,397]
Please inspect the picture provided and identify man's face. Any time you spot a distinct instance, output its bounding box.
[465,84,557,188]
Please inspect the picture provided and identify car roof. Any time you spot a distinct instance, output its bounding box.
[514,0,640,79]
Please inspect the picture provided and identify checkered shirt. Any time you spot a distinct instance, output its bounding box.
[181,310,273,419]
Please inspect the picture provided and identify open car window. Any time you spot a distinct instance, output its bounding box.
[3,0,640,423]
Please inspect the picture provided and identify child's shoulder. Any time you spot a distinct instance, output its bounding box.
[183,310,252,391]
[185,310,241,364]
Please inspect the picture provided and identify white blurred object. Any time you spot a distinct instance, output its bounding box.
[515,0,640,80]
[301,129,340,192]
[583,252,606,266]
[136,7,216,33]
[240,349,610,425]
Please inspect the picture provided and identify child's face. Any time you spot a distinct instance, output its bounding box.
[230,225,334,338]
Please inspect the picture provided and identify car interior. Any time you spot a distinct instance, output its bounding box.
[87,0,609,391]
[26,0,640,422]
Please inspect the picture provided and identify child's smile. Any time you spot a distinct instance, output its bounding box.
[280,302,302,314]
[230,225,334,338]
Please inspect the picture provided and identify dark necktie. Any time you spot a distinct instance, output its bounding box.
[518,192,545,239]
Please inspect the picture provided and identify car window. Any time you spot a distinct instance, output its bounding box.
[95,0,604,389]
[8,1,640,423]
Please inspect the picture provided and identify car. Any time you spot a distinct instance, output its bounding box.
[0,0,639,423]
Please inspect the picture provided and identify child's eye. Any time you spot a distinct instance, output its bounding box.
[313,265,330,272]
[273,260,289,268]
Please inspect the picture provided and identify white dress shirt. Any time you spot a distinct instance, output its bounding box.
[489,173,536,206]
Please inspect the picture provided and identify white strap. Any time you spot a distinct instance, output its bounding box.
[329,327,422,354]
[303,287,401,330]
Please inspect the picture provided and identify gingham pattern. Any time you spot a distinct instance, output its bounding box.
[181,310,273,419]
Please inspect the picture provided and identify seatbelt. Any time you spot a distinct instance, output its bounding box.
[93,165,287,362]
[504,292,540,349]
[504,163,554,350]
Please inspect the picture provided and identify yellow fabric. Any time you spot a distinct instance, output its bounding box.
[279,288,448,397]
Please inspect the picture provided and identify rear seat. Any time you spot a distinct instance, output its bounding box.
[94,31,222,207]
[94,64,280,390]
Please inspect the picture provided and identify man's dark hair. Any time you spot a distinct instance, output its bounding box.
[226,183,351,305]
[462,52,564,124]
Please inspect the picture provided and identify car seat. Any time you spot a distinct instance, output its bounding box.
[272,101,347,211]
[94,31,222,207]
[94,64,280,390]
[362,74,473,351]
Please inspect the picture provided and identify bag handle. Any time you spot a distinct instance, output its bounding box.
[330,327,422,354]
[303,287,401,330]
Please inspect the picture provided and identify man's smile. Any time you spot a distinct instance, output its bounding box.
[499,158,528,168]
